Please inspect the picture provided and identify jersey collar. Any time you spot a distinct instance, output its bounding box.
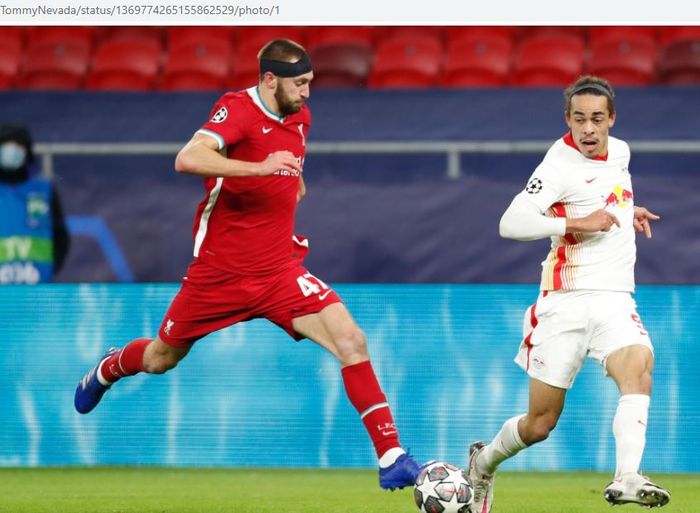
[563,131,608,161]
[247,87,285,123]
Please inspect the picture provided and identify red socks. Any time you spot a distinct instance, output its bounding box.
[99,337,151,384]
[341,360,401,458]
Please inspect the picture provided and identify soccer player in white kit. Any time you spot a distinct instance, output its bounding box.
[466,76,670,512]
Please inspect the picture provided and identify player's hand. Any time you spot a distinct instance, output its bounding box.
[296,177,306,203]
[633,206,660,239]
[568,209,620,234]
[257,151,301,176]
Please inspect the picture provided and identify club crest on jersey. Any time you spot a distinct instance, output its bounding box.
[603,185,633,208]
[210,107,228,123]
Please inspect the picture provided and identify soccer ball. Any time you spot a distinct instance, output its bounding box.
[413,461,474,513]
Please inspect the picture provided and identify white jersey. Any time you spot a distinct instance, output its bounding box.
[518,132,636,292]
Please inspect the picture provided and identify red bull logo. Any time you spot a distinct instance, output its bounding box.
[604,185,633,208]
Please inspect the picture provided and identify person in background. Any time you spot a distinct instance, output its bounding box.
[0,123,69,284]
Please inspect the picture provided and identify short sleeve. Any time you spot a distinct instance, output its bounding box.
[517,162,566,213]
[196,95,247,150]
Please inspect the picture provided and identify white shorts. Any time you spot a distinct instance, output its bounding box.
[514,290,653,389]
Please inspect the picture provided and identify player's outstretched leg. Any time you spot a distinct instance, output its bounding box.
[466,441,495,513]
[466,414,528,513]
[74,338,152,414]
[74,347,120,414]
[603,473,670,507]
[341,360,423,490]
[293,303,427,490]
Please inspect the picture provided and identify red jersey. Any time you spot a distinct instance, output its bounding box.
[191,86,310,275]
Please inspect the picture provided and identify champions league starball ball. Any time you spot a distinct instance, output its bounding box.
[413,461,474,513]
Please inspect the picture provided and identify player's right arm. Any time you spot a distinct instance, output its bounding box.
[500,161,620,241]
[499,195,566,241]
[175,133,301,178]
[500,192,620,241]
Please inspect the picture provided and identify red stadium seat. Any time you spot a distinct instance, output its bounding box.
[512,35,586,87]
[368,35,443,88]
[20,41,89,89]
[305,26,374,53]
[445,26,515,47]
[589,26,658,52]
[305,28,374,88]
[97,26,165,45]
[589,39,658,86]
[518,26,588,41]
[235,26,307,51]
[227,42,263,90]
[167,26,235,53]
[440,35,513,87]
[161,42,232,91]
[660,26,700,47]
[0,30,23,88]
[0,26,24,50]
[26,26,95,50]
[310,44,373,88]
[87,39,162,91]
[658,40,700,85]
[374,27,445,46]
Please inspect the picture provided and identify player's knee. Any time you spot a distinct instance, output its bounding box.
[633,369,653,395]
[615,354,654,394]
[143,354,179,374]
[334,328,368,365]
[524,414,558,444]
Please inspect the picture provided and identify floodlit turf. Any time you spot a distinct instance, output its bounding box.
[0,468,697,513]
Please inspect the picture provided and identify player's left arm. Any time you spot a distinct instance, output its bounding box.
[297,175,306,203]
[633,205,660,239]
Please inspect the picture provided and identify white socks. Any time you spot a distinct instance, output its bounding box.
[477,414,527,475]
[474,395,649,477]
[379,447,406,468]
[613,394,650,477]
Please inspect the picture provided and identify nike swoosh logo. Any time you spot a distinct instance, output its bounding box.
[585,177,597,183]
[262,127,272,134]
[319,290,331,301]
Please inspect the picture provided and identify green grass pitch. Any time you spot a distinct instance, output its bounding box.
[0,468,697,513]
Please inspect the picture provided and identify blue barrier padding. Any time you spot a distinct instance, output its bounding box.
[0,284,697,471]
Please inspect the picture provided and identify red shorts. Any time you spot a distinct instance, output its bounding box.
[158,258,342,347]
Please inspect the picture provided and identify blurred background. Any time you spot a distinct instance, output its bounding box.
[0,25,698,473]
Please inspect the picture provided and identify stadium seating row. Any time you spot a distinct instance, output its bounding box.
[1,26,700,90]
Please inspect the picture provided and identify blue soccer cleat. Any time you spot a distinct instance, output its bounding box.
[74,347,120,414]
[379,453,423,490]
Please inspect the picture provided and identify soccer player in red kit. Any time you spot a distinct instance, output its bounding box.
[74,38,422,490]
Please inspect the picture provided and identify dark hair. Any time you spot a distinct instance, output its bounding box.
[564,75,616,115]
[258,39,308,78]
